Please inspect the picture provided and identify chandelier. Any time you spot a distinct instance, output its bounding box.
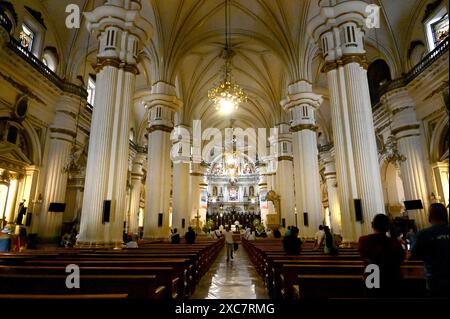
[208,0,247,114]
[385,135,406,167]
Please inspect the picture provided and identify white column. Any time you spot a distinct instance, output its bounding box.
[309,1,386,240]
[128,153,145,235]
[320,149,342,235]
[281,81,323,237]
[78,1,151,246]
[143,83,182,238]
[270,124,295,228]
[172,126,191,231]
[39,95,78,240]
[383,89,430,228]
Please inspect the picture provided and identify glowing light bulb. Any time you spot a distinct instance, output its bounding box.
[217,98,235,115]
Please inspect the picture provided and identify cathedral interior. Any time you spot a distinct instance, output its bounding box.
[0,0,448,307]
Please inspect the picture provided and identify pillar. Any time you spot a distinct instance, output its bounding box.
[171,125,191,232]
[281,81,323,237]
[143,82,182,238]
[383,88,430,228]
[309,1,386,240]
[78,1,152,246]
[39,95,78,240]
[270,124,296,229]
[320,149,342,234]
[128,153,145,235]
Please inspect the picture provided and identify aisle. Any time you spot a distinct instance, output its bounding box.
[191,243,269,299]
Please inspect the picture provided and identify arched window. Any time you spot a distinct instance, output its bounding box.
[367,59,392,105]
[42,47,58,72]
[87,76,96,107]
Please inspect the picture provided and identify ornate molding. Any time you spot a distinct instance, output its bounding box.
[290,123,318,132]
[147,125,173,134]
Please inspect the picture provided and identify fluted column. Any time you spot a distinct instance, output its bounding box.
[78,1,152,246]
[383,88,430,228]
[281,81,323,237]
[143,83,182,238]
[172,125,191,231]
[188,162,207,224]
[270,124,296,228]
[128,153,145,235]
[320,149,342,234]
[309,1,386,240]
[39,95,78,240]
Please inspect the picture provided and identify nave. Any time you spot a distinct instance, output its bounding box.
[191,242,268,299]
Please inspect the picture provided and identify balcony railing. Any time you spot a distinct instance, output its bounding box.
[1,10,87,99]
[376,36,449,102]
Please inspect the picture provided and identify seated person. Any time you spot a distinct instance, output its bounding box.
[185,226,196,244]
[170,228,181,244]
[283,226,302,255]
[126,234,139,248]
[323,226,338,255]
[273,228,282,238]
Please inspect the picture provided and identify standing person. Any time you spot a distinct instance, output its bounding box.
[171,228,180,244]
[358,214,405,296]
[185,226,196,244]
[410,203,449,297]
[16,201,27,225]
[323,226,338,255]
[224,226,234,261]
[405,228,416,251]
[313,225,325,249]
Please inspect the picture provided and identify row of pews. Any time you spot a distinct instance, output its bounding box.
[242,238,427,300]
[0,238,224,300]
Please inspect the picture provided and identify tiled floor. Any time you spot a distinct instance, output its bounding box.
[191,244,269,299]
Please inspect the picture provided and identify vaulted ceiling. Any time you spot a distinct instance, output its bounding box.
[14,0,447,141]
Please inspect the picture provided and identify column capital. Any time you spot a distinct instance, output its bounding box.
[382,87,421,138]
[280,81,323,111]
[145,82,183,112]
[141,83,183,132]
[85,0,152,65]
[308,0,369,64]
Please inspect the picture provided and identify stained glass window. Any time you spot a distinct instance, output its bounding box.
[19,24,34,51]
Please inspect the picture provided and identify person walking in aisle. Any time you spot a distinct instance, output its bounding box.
[224,226,234,261]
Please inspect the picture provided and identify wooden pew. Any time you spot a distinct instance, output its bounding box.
[0,274,166,299]
[0,265,181,299]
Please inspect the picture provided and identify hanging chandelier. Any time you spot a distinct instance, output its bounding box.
[208,0,247,115]
[385,135,406,167]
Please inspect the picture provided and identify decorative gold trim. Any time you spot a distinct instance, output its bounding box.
[95,58,121,72]
[290,124,318,132]
[49,127,77,138]
[392,105,413,116]
[277,156,293,162]
[147,125,173,133]
[323,62,339,73]
[392,124,420,136]
[396,133,421,141]
[342,54,368,68]
[190,172,204,176]
[122,63,139,75]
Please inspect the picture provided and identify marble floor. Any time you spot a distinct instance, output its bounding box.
[191,244,269,299]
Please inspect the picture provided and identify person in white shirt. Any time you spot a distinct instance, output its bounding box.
[314,225,325,249]
[224,227,234,261]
